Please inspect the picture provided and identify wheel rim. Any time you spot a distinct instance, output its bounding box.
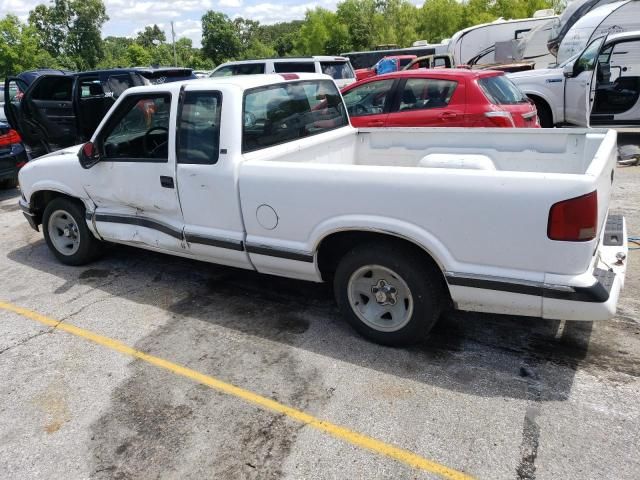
[347,265,414,332]
[48,209,81,256]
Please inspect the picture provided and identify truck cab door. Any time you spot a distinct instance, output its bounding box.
[564,36,606,127]
[83,91,186,253]
[175,88,252,269]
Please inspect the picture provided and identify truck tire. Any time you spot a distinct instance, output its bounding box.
[333,243,444,346]
[531,97,553,128]
[42,198,103,266]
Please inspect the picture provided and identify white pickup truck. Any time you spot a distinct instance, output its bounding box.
[510,31,640,128]
[18,73,628,346]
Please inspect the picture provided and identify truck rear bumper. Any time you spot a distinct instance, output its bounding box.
[447,214,628,321]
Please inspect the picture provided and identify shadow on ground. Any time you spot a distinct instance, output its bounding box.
[8,239,639,404]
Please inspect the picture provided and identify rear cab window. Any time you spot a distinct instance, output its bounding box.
[78,77,104,98]
[242,80,348,153]
[273,62,316,73]
[478,75,529,104]
[320,61,355,80]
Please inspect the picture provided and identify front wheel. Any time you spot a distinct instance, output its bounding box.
[42,198,103,266]
[333,243,445,346]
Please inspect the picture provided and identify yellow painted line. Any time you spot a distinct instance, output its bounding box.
[0,300,474,480]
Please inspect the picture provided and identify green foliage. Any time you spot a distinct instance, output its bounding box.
[136,25,166,49]
[28,0,108,70]
[201,11,242,65]
[0,14,58,78]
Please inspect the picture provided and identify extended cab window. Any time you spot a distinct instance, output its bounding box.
[343,79,394,117]
[273,62,316,73]
[178,91,222,165]
[101,93,171,161]
[398,78,457,111]
[242,80,348,153]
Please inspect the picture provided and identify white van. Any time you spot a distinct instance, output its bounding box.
[210,56,357,89]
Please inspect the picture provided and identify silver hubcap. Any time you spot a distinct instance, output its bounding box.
[347,265,414,332]
[48,210,80,256]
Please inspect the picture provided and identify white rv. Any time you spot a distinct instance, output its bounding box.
[555,0,640,64]
[447,13,558,67]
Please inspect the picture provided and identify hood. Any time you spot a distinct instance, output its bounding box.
[32,144,83,161]
[508,67,560,80]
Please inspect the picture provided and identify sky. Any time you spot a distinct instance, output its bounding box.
[0,0,364,48]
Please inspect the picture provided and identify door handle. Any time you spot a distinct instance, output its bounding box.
[160,176,174,188]
[439,111,458,118]
[366,120,385,127]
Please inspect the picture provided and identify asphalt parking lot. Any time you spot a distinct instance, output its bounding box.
[1,140,639,480]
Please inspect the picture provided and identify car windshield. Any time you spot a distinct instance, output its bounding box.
[478,75,528,105]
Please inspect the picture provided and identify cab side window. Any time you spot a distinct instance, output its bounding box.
[177,91,222,165]
[100,93,171,161]
[274,62,316,73]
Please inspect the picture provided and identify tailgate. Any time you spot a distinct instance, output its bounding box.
[586,129,618,240]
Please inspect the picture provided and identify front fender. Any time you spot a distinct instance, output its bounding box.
[516,83,562,124]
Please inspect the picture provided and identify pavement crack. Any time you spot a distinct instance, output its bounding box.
[515,364,543,480]
[0,328,52,355]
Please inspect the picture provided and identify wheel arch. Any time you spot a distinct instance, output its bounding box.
[29,189,87,227]
[315,228,451,297]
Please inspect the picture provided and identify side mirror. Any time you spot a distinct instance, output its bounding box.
[78,141,100,169]
[563,63,574,78]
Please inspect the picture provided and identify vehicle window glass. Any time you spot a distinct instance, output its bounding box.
[7,79,27,103]
[574,38,604,76]
[478,75,528,105]
[106,74,134,98]
[320,61,355,79]
[342,79,394,117]
[178,91,222,165]
[31,77,73,101]
[101,94,170,161]
[273,62,316,73]
[398,58,413,68]
[243,80,348,153]
[79,77,104,98]
[398,78,457,111]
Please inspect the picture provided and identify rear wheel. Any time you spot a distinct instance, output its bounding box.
[43,198,103,266]
[333,242,444,346]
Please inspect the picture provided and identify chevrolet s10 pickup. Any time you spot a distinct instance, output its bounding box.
[17,73,628,346]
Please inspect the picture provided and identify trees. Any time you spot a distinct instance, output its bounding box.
[201,11,242,65]
[136,25,166,49]
[0,15,57,78]
[28,0,108,70]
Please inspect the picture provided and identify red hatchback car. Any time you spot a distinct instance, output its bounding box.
[341,69,539,128]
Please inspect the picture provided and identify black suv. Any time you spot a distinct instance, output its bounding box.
[3,67,196,157]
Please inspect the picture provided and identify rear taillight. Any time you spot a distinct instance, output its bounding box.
[0,129,21,147]
[484,111,515,127]
[548,191,598,242]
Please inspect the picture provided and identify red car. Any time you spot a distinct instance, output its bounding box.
[341,69,539,128]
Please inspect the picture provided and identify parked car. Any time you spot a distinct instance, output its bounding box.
[3,67,196,157]
[342,69,540,128]
[402,54,455,70]
[210,57,356,89]
[510,31,640,127]
[0,120,27,188]
[354,55,418,81]
[17,73,627,346]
